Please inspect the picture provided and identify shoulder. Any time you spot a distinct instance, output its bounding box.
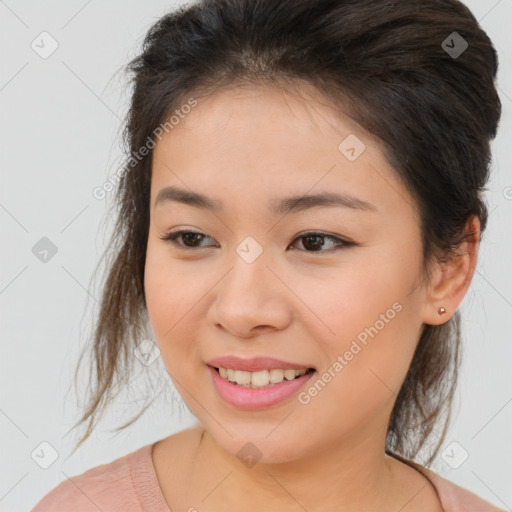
[390,453,506,512]
[431,472,506,512]
[407,458,506,512]
[30,445,147,512]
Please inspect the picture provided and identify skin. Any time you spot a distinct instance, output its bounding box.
[144,82,479,512]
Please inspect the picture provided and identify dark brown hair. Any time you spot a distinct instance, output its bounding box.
[69,0,501,465]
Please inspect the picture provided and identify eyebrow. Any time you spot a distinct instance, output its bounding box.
[154,185,377,215]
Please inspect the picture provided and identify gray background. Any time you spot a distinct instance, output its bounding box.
[1,1,511,510]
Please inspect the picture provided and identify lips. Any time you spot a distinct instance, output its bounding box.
[206,355,314,372]
[208,364,316,409]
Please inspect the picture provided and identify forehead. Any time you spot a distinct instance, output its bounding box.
[150,84,416,220]
[156,82,370,150]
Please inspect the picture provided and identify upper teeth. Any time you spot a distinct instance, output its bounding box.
[217,367,309,388]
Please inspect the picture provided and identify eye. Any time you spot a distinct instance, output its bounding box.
[160,230,218,249]
[160,229,354,253]
[289,231,354,252]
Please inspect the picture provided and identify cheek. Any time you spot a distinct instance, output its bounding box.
[144,245,170,329]
[144,242,190,346]
[144,241,211,375]
[296,249,422,408]
[145,238,198,319]
[296,297,419,441]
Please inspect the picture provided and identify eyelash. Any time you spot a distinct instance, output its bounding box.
[159,230,355,253]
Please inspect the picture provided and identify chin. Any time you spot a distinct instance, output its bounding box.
[206,424,308,466]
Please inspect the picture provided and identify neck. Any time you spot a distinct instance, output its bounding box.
[189,419,411,512]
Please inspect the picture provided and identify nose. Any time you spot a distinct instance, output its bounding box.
[207,255,293,338]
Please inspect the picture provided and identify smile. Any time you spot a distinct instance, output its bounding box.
[215,366,314,388]
[208,365,317,410]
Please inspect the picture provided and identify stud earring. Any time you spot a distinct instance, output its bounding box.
[438,307,446,315]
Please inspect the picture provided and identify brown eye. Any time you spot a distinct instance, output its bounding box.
[289,232,354,253]
[160,230,217,249]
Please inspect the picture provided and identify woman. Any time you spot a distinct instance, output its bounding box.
[32,0,505,510]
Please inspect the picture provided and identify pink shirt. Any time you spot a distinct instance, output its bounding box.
[31,442,506,511]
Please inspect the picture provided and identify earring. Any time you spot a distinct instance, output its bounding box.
[438,307,446,315]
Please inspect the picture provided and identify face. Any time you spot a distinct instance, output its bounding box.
[145,83,430,464]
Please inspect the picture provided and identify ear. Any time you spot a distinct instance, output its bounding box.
[422,216,480,326]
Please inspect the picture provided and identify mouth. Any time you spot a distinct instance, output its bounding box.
[209,365,316,389]
[207,363,317,410]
